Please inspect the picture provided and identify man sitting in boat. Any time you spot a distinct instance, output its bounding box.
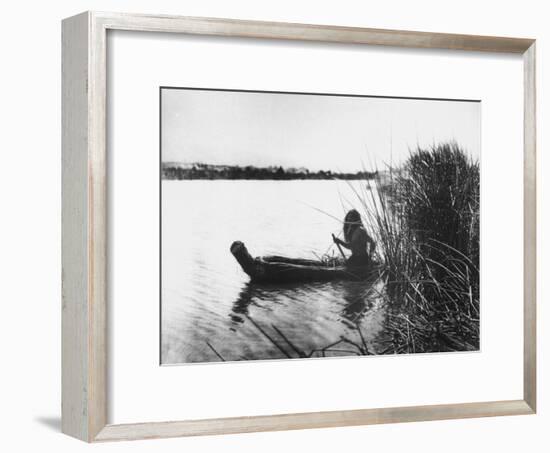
[333,209,376,267]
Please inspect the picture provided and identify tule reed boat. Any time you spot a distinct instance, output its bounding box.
[230,241,379,284]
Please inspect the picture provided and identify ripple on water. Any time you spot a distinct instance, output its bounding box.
[161,180,387,364]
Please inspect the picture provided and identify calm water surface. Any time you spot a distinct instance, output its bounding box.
[161,180,386,364]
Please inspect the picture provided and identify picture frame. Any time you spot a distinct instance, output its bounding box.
[62,11,536,442]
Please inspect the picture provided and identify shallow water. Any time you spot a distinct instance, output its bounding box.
[161,180,386,364]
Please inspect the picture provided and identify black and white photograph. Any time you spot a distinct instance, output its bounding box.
[160,87,480,365]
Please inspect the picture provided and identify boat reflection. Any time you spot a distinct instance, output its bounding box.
[230,281,321,325]
[230,278,380,329]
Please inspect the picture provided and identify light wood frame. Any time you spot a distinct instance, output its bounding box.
[62,11,537,442]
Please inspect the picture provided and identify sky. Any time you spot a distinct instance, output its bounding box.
[161,88,480,172]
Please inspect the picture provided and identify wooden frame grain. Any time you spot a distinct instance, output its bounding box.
[62,11,537,442]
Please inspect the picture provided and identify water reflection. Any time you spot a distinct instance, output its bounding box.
[224,276,385,360]
[230,281,322,325]
[231,278,380,330]
[340,282,370,325]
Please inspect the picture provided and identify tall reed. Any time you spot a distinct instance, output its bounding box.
[362,142,480,353]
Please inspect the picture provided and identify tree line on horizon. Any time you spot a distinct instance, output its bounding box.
[161,163,378,180]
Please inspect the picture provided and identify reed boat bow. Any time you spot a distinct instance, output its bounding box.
[230,241,377,284]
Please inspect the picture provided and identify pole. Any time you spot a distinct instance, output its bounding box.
[332,234,347,263]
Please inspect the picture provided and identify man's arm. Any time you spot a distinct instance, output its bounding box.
[333,236,351,250]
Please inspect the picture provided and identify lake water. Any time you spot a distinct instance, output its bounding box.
[161,180,387,364]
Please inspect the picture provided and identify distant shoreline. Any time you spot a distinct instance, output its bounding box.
[161,163,378,181]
